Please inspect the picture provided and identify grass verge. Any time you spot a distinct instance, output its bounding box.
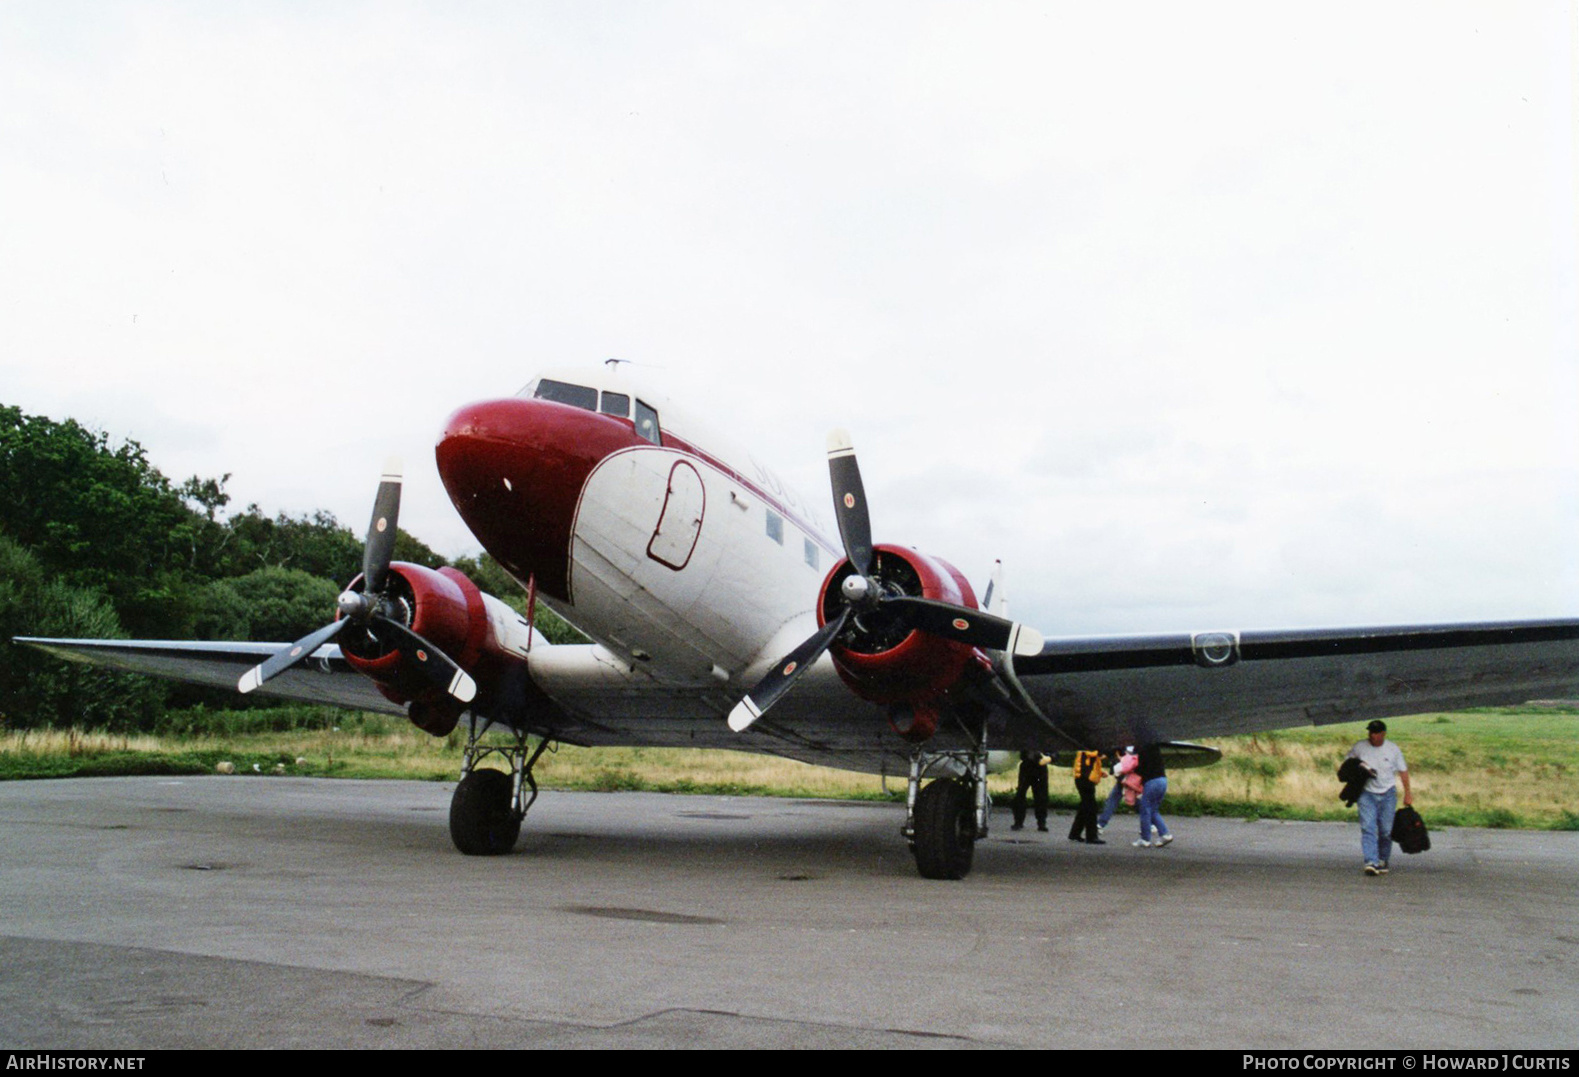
[2,705,1575,830]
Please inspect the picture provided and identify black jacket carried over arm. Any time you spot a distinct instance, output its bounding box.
[1336,756,1373,807]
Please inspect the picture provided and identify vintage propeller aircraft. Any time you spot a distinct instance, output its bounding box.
[21,363,1579,878]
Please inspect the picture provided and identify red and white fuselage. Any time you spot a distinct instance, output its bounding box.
[436,366,841,700]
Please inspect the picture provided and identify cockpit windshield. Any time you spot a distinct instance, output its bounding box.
[533,379,598,411]
[530,378,662,445]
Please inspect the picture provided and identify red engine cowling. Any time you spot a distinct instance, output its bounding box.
[338,563,529,736]
[816,544,988,722]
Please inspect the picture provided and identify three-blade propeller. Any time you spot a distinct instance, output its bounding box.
[728,431,1042,732]
[238,458,476,704]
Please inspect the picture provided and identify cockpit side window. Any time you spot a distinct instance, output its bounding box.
[600,391,631,418]
[634,399,661,445]
[534,379,598,412]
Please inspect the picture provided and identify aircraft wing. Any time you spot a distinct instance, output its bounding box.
[14,638,406,716]
[1009,617,1579,749]
[18,616,1579,773]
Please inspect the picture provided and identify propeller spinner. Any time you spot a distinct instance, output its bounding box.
[727,432,1041,732]
[237,458,476,703]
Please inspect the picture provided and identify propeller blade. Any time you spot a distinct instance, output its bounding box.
[826,430,873,578]
[362,456,403,595]
[729,608,850,732]
[983,559,1005,616]
[882,596,1045,656]
[375,617,477,703]
[238,618,349,694]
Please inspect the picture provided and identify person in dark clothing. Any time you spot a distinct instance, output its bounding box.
[1133,742,1173,848]
[1068,749,1106,844]
[1011,750,1049,831]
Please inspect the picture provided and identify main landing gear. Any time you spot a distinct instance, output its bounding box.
[448,715,551,856]
[903,743,991,880]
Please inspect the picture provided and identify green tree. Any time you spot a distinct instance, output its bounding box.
[392,528,447,570]
[0,534,165,729]
[0,405,225,637]
[191,567,340,642]
[225,567,341,642]
[220,506,362,581]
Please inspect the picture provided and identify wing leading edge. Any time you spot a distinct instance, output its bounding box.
[15,638,406,716]
[1012,618,1579,749]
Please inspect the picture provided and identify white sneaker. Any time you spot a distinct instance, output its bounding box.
[1132,838,1152,848]
[1158,833,1174,846]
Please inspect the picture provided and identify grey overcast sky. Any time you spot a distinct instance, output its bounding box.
[2,2,1574,636]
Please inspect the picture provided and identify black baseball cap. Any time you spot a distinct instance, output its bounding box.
[1366,720,1387,733]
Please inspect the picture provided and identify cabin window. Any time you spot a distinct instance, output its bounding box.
[534,379,598,412]
[600,391,630,418]
[804,538,818,569]
[765,509,784,545]
[635,400,661,445]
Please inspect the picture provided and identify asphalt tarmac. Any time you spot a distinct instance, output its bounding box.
[1,777,1575,1050]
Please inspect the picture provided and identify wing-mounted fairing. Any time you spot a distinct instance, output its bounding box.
[333,561,549,735]
[224,459,571,737]
[729,430,1042,740]
[20,567,563,737]
[813,544,996,740]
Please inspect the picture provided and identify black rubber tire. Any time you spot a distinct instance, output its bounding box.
[911,778,976,880]
[449,768,521,856]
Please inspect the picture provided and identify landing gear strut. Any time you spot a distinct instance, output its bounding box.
[448,715,551,856]
[902,741,991,880]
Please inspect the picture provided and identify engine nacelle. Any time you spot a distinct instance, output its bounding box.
[817,543,986,711]
[338,563,537,736]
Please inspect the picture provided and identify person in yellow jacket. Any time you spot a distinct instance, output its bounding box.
[1068,749,1106,844]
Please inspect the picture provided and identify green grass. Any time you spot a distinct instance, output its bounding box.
[1164,707,1579,830]
[2,704,1576,830]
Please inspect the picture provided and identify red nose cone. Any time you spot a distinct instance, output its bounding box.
[436,397,640,602]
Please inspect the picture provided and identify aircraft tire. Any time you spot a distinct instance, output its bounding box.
[449,768,521,856]
[911,777,975,880]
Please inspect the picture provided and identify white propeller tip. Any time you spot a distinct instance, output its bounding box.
[381,456,403,484]
[237,667,262,694]
[727,698,762,733]
[826,429,854,457]
[1012,625,1044,657]
[448,669,477,703]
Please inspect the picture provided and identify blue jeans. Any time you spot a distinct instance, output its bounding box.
[1358,788,1397,865]
[1139,777,1170,841]
[1097,780,1124,827]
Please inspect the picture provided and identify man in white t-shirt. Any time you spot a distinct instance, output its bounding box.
[1346,720,1413,876]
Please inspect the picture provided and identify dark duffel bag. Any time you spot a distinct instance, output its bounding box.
[1391,805,1431,854]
